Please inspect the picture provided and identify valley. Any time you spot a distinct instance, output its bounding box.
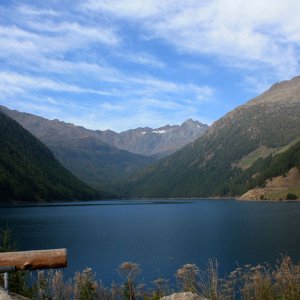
[1,76,300,202]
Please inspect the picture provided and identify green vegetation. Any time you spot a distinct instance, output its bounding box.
[0,112,105,202]
[263,188,300,200]
[0,225,16,252]
[237,146,275,170]
[286,193,298,200]
[273,136,300,156]
[0,105,154,194]
[123,97,300,198]
[237,137,300,171]
[223,140,300,196]
[50,139,154,194]
[0,227,32,297]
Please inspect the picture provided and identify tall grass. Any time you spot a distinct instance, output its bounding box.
[3,256,300,299]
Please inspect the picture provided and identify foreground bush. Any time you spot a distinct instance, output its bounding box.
[1,256,300,300]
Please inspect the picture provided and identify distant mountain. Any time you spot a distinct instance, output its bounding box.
[0,106,154,191]
[97,119,208,157]
[0,111,103,202]
[124,76,300,198]
[0,106,208,191]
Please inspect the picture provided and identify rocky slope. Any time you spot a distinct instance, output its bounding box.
[239,168,300,201]
[98,119,208,157]
[0,111,103,202]
[124,76,300,198]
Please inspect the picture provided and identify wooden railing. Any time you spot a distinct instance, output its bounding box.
[0,249,67,291]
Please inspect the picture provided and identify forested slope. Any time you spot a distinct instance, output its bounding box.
[124,76,300,198]
[0,112,104,202]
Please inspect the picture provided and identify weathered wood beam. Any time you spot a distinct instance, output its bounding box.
[0,249,67,270]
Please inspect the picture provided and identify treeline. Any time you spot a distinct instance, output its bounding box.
[121,101,300,198]
[0,112,104,202]
[221,140,300,196]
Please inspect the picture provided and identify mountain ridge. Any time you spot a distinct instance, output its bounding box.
[0,106,207,192]
[94,118,208,157]
[123,76,300,198]
[0,105,154,192]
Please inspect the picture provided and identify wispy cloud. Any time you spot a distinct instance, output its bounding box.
[83,0,300,80]
[2,0,297,131]
[116,52,165,68]
[17,4,60,17]
[0,72,113,96]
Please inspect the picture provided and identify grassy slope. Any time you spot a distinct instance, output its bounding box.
[237,136,300,170]
[237,140,300,200]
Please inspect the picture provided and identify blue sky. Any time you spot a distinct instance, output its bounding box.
[1,0,300,132]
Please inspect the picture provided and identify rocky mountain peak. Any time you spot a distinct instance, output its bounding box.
[183,118,197,125]
[107,119,208,156]
[0,105,209,158]
[249,75,300,106]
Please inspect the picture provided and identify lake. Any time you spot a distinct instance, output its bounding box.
[1,199,300,286]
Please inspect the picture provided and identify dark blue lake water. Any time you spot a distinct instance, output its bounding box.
[1,199,300,285]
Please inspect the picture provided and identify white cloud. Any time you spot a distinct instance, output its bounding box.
[17,4,60,16]
[100,102,125,111]
[81,0,178,19]
[0,21,119,62]
[117,52,165,68]
[0,0,264,130]
[136,98,183,110]
[83,0,300,80]
[26,20,119,46]
[0,72,113,96]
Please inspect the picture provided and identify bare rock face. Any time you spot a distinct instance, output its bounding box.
[98,119,208,157]
[0,105,208,158]
[160,292,209,300]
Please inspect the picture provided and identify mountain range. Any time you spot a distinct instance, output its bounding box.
[1,75,300,201]
[0,106,207,192]
[123,76,300,199]
[97,119,208,158]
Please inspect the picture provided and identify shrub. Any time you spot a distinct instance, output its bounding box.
[118,262,141,300]
[176,263,199,293]
[74,268,98,300]
[286,193,298,200]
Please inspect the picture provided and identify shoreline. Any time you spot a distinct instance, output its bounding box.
[237,197,300,202]
[1,197,300,208]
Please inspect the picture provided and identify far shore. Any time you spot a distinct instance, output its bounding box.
[236,197,300,202]
[2,196,300,208]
